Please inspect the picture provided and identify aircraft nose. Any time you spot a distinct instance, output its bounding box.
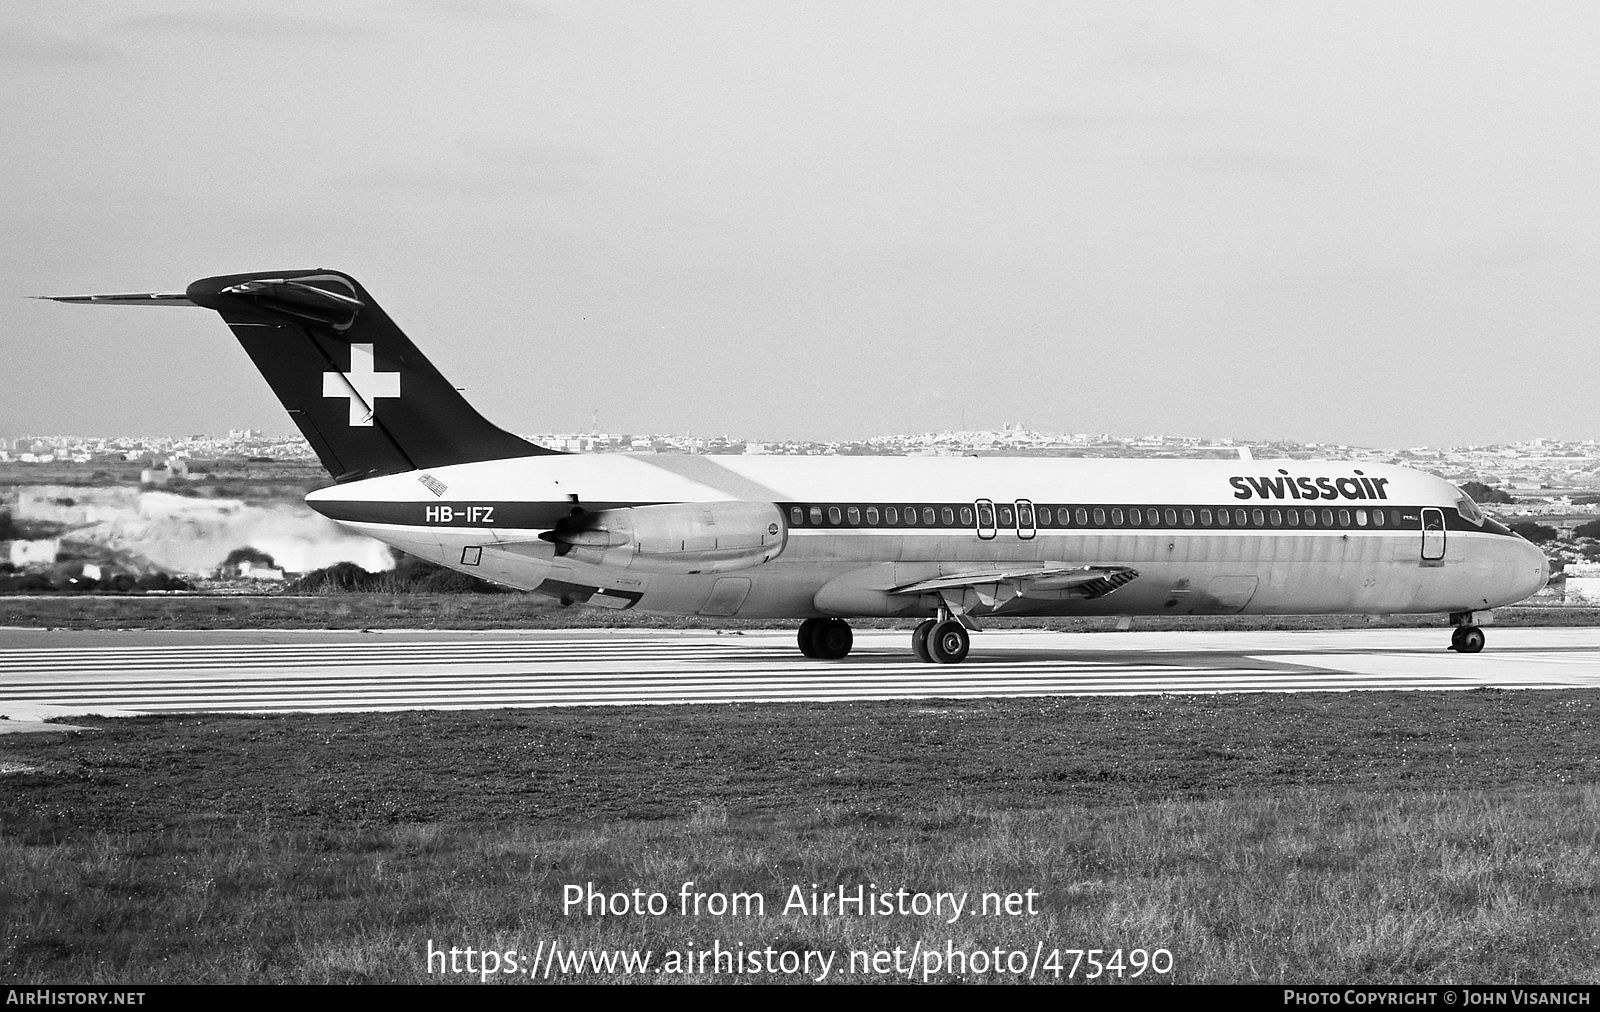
[1516,539,1549,602]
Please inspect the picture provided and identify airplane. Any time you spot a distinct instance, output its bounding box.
[41,269,1549,661]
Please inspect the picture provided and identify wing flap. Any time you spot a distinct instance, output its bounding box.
[890,565,1139,601]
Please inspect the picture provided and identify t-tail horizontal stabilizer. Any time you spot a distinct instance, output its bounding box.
[37,292,195,307]
[39,269,560,481]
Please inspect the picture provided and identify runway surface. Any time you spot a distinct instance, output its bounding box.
[0,626,1596,728]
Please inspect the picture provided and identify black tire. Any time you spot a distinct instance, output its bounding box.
[1457,626,1485,654]
[928,619,970,664]
[912,619,936,662]
[798,618,822,658]
[813,618,853,660]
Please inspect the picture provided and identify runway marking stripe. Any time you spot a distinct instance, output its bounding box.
[14,681,1392,703]
[24,681,1537,703]
[4,631,1595,718]
[0,662,1299,694]
[7,673,1555,701]
[49,683,1584,713]
[0,660,1236,676]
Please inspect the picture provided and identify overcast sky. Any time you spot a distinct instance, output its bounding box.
[3,1,1597,448]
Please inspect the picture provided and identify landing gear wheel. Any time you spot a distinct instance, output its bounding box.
[1451,625,1485,653]
[811,618,853,660]
[912,619,936,663]
[927,619,970,664]
[798,618,823,658]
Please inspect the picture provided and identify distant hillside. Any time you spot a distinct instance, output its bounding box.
[286,554,507,594]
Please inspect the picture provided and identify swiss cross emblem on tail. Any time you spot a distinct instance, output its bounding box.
[323,344,400,426]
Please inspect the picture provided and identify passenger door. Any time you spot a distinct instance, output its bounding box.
[1421,507,1446,561]
[1015,499,1036,540]
[974,499,996,540]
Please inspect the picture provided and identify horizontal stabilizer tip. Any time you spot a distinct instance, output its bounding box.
[34,292,196,306]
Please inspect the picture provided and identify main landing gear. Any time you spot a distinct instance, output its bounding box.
[1448,612,1485,653]
[798,617,853,660]
[911,617,970,664]
[795,615,973,664]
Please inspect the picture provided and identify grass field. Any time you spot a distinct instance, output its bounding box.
[3,691,1597,983]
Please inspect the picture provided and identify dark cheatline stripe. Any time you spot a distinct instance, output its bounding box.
[307,500,646,528]
[777,502,1504,535]
[308,497,1512,540]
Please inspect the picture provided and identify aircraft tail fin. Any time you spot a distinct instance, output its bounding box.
[44,269,559,481]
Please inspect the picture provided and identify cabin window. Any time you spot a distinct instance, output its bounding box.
[1322,509,1335,527]
[922,507,936,526]
[977,503,994,527]
[1165,508,1178,526]
[1017,502,1035,527]
[809,506,823,525]
[941,507,955,525]
[828,506,842,525]
[1217,508,1231,527]
[1252,509,1265,527]
[1199,509,1212,526]
[1078,508,1090,525]
[1355,509,1367,526]
[998,505,1014,527]
[1036,507,1051,526]
[960,506,974,525]
[790,507,804,525]
[1287,509,1300,527]
[1093,508,1106,525]
[847,507,861,525]
[866,506,880,525]
[885,506,899,525]
[1269,509,1282,526]
[1128,508,1142,526]
[1338,509,1350,527]
[1302,509,1315,526]
[1372,509,1385,527]
[1110,508,1124,525]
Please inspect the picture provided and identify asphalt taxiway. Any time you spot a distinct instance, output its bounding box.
[0,626,1596,731]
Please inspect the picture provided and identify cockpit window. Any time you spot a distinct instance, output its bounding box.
[1453,487,1486,527]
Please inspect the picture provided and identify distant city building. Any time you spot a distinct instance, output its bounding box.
[235,560,286,581]
[9,539,60,568]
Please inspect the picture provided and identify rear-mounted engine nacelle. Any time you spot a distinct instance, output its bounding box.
[544,501,787,575]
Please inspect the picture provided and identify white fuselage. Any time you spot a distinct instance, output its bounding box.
[305,454,1548,621]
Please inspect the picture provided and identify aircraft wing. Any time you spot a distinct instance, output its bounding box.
[889,565,1139,601]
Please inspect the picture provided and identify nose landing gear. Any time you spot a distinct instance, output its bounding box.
[1448,611,1485,652]
[1450,624,1485,653]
